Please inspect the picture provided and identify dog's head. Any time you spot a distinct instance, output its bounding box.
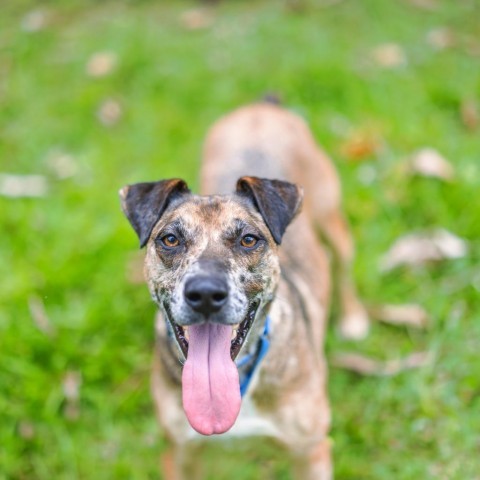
[120,176,302,435]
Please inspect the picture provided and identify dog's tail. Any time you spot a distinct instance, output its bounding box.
[261,92,282,105]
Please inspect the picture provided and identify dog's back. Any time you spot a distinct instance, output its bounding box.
[201,102,341,221]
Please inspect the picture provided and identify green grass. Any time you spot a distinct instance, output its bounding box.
[1,1,479,478]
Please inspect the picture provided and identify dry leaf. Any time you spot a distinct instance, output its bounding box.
[371,43,407,68]
[46,150,78,179]
[368,304,429,328]
[21,9,48,32]
[180,9,214,30]
[97,99,122,126]
[62,371,82,420]
[407,0,438,10]
[460,99,479,131]
[0,174,48,198]
[340,131,381,161]
[63,371,82,400]
[18,421,35,440]
[332,351,430,376]
[28,295,56,337]
[426,27,455,50]
[410,148,454,180]
[381,229,468,271]
[86,52,117,78]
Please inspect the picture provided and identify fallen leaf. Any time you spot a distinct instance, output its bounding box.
[97,99,122,126]
[460,99,479,131]
[407,0,438,10]
[426,27,455,50]
[368,304,429,328]
[0,174,48,198]
[371,43,407,68]
[63,371,81,400]
[62,371,82,420]
[410,148,454,180]
[18,421,35,440]
[381,229,468,271]
[180,8,214,30]
[46,150,78,179]
[286,0,345,11]
[86,52,117,78]
[21,9,48,32]
[340,131,382,161]
[28,295,56,337]
[332,351,430,376]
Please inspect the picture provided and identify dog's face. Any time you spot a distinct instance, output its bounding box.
[146,195,280,360]
[120,176,302,435]
[120,176,303,362]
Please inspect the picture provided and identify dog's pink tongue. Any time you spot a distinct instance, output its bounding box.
[182,323,241,435]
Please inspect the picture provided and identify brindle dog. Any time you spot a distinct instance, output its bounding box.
[120,102,369,479]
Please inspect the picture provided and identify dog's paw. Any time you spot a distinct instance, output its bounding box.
[338,309,370,340]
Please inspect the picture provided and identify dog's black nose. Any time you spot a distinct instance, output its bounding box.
[184,276,229,316]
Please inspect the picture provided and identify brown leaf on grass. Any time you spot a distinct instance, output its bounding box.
[97,99,122,126]
[340,131,382,161]
[62,371,82,420]
[18,421,35,440]
[368,304,429,328]
[46,150,78,179]
[460,99,479,131]
[332,351,430,376]
[0,174,48,198]
[380,229,468,271]
[371,43,407,68]
[426,27,455,50]
[410,148,454,180]
[180,8,214,30]
[407,0,438,10]
[21,9,48,32]
[86,52,117,78]
[28,295,56,337]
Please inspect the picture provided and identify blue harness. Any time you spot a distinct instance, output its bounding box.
[235,316,272,397]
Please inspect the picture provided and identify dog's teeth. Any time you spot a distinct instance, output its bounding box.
[231,324,240,340]
[184,326,189,341]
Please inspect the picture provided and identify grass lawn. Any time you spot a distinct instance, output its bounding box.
[1,0,479,478]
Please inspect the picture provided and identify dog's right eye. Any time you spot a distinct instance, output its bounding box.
[160,234,180,248]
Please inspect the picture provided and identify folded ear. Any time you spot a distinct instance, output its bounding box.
[236,176,303,244]
[119,179,190,248]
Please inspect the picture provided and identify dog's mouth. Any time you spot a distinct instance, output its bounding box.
[164,301,260,362]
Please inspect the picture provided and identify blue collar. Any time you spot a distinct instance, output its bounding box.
[235,316,271,397]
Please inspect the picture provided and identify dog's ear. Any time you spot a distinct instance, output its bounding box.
[119,179,190,248]
[236,176,303,244]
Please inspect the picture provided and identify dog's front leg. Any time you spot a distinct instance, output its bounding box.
[292,439,333,480]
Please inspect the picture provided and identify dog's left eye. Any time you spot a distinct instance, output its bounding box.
[240,234,259,249]
[160,234,180,248]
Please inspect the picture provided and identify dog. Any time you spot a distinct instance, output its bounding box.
[119,101,369,479]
